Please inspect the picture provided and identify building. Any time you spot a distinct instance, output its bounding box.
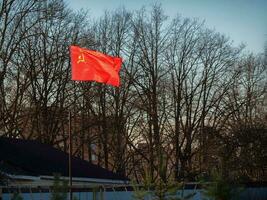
[0,137,129,187]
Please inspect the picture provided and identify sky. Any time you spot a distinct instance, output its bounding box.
[65,0,267,54]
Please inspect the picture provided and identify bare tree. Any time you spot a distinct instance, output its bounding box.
[130,5,171,182]
[165,15,243,180]
[14,0,88,145]
[0,0,42,135]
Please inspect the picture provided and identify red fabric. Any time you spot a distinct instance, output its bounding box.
[70,45,122,87]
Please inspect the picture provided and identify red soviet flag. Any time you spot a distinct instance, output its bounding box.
[70,45,122,87]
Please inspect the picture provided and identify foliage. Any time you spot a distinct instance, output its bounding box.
[203,171,243,200]
[11,192,23,200]
[51,174,68,200]
[132,168,196,200]
[132,183,150,200]
[131,170,153,200]
[132,181,196,200]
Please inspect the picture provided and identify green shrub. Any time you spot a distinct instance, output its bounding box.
[11,192,23,200]
[51,174,68,200]
[203,171,243,200]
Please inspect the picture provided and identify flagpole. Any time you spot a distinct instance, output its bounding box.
[68,46,122,200]
[68,110,73,200]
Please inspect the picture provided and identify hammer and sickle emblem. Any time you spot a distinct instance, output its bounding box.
[77,50,85,64]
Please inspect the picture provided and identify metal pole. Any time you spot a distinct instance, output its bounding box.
[69,110,72,200]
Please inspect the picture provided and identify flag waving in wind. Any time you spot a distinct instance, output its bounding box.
[70,46,122,87]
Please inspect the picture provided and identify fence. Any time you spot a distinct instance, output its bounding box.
[1,183,267,200]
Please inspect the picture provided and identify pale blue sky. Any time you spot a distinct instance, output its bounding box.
[65,0,267,54]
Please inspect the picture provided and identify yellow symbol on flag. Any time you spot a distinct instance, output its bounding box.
[77,51,85,64]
